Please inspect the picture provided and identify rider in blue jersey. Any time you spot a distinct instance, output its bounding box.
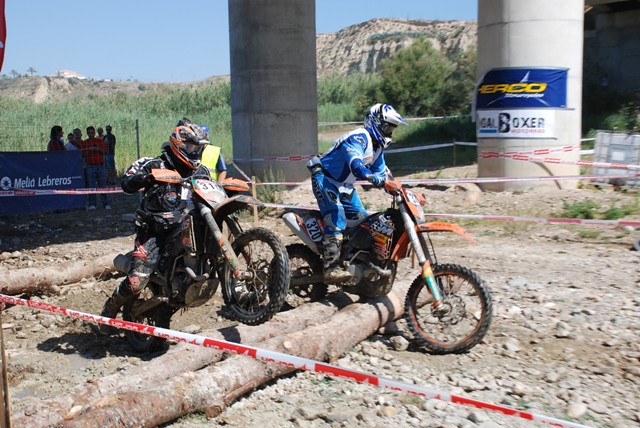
[308,103,407,283]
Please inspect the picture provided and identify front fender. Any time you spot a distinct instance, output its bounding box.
[213,194,263,218]
[390,221,477,261]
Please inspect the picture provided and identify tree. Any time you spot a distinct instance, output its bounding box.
[10,69,20,79]
[377,38,475,117]
[27,67,37,76]
[378,38,452,117]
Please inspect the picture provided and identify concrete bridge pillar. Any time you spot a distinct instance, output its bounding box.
[228,0,317,182]
[476,0,584,190]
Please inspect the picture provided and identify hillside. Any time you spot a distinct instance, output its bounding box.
[316,18,476,77]
[0,18,476,104]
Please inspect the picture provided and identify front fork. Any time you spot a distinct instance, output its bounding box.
[399,205,444,306]
[199,205,242,279]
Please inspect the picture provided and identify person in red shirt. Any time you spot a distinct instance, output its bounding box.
[46,125,65,151]
[80,126,111,210]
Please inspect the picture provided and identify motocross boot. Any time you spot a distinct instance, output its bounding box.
[322,234,351,284]
[91,281,134,336]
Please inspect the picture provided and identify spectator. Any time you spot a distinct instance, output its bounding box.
[200,124,227,182]
[103,124,118,185]
[65,133,76,149]
[71,128,83,149]
[71,128,87,184]
[47,125,65,151]
[80,126,111,210]
[97,127,105,140]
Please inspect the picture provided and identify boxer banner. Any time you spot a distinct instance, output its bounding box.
[476,109,556,139]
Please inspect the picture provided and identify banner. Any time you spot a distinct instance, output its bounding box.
[476,109,556,139]
[0,0,5,72]
[0,151,85,215]
[476,67,568,109]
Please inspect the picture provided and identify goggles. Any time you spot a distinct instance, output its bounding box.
[380,122,397,138]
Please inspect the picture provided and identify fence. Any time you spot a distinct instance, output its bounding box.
[592,130,640,186]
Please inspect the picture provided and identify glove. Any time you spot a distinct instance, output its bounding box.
[142,173,155,186]
[365,174,385,188]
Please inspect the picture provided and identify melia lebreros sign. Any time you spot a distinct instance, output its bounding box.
[0,151,85,215]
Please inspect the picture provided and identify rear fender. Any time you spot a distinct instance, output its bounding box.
[390,221,477,261]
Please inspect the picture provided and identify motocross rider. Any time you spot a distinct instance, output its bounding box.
[308,103,407,283]
[92,118,210,335]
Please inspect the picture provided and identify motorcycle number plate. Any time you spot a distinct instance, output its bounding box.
[406,189,419,206]
[304,217,323,242]
[194,179,226,204]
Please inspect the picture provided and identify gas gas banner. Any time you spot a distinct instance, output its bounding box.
[0,0,6,72]
[476,67,568,109]
[0,151,85,215]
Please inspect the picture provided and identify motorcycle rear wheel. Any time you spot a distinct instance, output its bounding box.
[404,263,492,354]
[285,244,327,308]
[222,227,290,325]
[122,289,172,353]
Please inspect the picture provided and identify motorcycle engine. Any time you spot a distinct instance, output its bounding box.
[170,254,218,307]
[342,212,397,297]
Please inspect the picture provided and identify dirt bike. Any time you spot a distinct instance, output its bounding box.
[282,178,492,354]
[112,169,290,352]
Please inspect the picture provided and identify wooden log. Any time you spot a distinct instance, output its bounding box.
[11,293,360,426]
[26,282,409,427]
[0,252,121,295]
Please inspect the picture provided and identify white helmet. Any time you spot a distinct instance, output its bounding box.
[363,103,407,148]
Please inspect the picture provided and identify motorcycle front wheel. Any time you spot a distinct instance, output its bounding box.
[122,289,172,353]
[404,263,492,354]
[222,227,290,325]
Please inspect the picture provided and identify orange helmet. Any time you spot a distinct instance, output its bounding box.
[169,124,208,169]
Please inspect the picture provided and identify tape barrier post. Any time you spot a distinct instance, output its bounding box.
[0,294,593,428]
[251,176,258,226]
[0,305,11,428]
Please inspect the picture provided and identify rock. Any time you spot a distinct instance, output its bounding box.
[588,401,610,415]
[567,402,588,418]
[389,335,410,351]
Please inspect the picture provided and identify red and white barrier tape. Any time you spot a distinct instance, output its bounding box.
[253,173,639,187]
[2,172,637,196]
[479,149,640,171]
[261,202,640,228]
[232,141,479,163]
[0,186,124,197]
[424,213,640,228]
[0,294,592,428]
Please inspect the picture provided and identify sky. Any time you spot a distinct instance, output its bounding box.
[1,0,477,83]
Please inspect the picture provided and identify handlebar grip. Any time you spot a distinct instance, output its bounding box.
[384,179,402,192]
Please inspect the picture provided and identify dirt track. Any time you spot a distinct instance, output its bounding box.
[1,166,639,427]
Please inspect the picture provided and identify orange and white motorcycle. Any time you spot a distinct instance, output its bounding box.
[282,178,492,354]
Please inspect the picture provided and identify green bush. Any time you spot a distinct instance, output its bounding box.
[377,38,475,117]
[558,200,600,219]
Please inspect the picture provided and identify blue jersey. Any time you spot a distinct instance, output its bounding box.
[319,128,388,189]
